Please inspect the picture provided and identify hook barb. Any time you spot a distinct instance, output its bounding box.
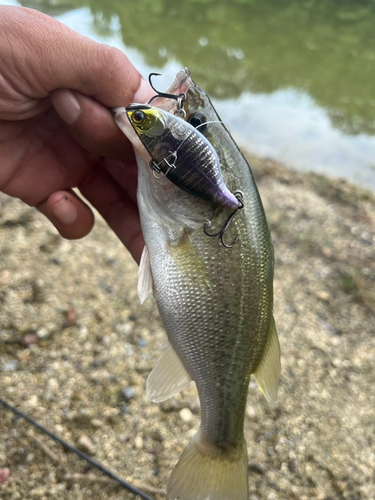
[203,191,244,248]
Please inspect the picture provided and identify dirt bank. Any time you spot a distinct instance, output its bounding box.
[0,156,374,500]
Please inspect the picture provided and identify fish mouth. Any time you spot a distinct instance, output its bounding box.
[167,68,192,96]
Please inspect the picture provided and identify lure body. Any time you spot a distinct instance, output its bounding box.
[126,104,239,211]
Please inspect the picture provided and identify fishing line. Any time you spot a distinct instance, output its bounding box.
[0,397,155,500]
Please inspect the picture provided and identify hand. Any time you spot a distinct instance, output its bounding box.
[0,6,154,263]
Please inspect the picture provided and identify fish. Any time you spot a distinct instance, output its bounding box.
[126,103,240,211]
[114,68,280,500]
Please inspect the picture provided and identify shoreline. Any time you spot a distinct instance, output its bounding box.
[0,155,374,499]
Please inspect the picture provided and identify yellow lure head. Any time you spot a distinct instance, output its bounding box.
[126,104,166,137]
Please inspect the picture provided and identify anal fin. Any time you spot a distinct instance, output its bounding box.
[253,315,281,403]
[147,342,191,403]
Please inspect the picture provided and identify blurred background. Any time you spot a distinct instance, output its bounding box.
[3,0,375,189]
[0,1,374,500]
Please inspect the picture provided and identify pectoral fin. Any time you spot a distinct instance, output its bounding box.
[138,245,154,304]
[147,342,191,403]
[253,316,280,403]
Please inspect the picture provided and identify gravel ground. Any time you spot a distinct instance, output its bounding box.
[0,156,374,500]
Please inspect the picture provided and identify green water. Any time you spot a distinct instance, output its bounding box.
[17,0,375,186]
[27,0,375,135]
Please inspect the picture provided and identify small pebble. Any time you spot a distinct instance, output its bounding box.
[26,395,38,408]
[36,328,50,340]
[21,334,37,347]
[77,434,95,455]
[2,359,17,372]
[120,387,135,401]
[0,468,10,484]
[248,462,266,475]
[119,323,133,334]
[90,419,103,428]
[134,435,143,449]
[316,290,330,301]
[246,406,257,418]
[65,306,77,325]
[50,257,62,265]
[179,408,193,423]
[46,378,59,392]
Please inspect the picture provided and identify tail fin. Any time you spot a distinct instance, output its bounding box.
[167,430,248,500]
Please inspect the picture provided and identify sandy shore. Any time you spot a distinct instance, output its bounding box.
[0,156,374,500]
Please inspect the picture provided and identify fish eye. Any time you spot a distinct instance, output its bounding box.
[132,110,145,124]
[188,112,208,133]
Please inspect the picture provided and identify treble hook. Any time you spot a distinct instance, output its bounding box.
[203,192,244,248]
[147,73,186,118]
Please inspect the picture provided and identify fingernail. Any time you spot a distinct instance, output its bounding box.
[51,196,78,225]
[133,78,154,104]
[51,89,81,125]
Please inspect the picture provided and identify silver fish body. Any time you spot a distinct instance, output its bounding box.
[115,69,280,500]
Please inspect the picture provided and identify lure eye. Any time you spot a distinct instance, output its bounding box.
[132,110,145,124]
[188,112,208,133]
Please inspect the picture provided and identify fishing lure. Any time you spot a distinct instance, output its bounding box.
[126,103,240,211]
